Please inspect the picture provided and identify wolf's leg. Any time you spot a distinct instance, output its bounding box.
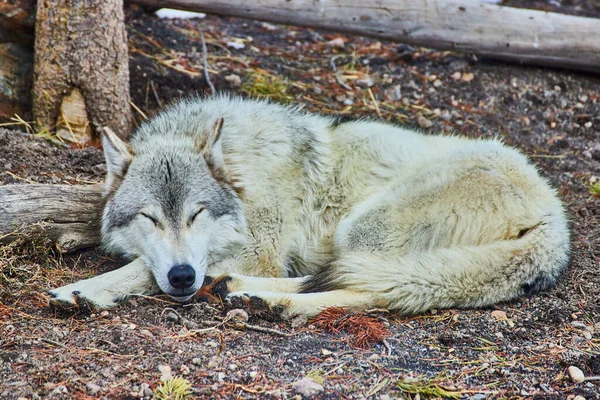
[48,258,159,310]
[224,289,381,320]
[199,273,309,302]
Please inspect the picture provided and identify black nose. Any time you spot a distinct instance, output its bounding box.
[168,264,196,289]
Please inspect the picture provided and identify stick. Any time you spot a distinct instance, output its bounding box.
[200,30,215,94]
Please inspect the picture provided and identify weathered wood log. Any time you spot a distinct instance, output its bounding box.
[33,0,132,141]
[130,0,600,73]
[0,184,104,252]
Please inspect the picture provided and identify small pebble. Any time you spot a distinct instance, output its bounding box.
[226,309,249,329]
[158,365,172,382]
[140,329,154,339]
[139,382,153,399]
[292,377,324,397]
[192,357,202,366]
[225,74,242,88]
[86,382,101,395]
[568,365,585,383]
[384,86,401,102]
[291,314,308,328]
[417,114,433,129]
[326,37,345,48]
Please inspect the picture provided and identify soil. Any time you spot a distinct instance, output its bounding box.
[2,3,600,399]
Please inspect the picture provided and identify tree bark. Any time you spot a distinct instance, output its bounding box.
[0,0,35,121]
[33,0,132,141]
[130,0,600,73]
[0,184,104,252]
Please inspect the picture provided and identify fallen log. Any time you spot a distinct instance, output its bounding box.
[130,0,600,73]
[0,184,104,252]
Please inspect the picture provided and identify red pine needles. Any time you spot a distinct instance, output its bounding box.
[312,307,390,348]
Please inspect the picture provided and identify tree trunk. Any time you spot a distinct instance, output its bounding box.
[0,184,104,252]
[130,0,600,73]
[33,0,132,142]
[0,0,35,122]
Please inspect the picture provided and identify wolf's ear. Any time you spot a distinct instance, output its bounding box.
[196,118,228,182]
[102,127,133,192]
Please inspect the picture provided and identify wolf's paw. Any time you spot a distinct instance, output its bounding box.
[48,281,122,312]
[195,275,233,302]
[224,292,289,321]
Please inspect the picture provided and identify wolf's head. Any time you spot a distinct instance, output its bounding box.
[100,119,246,301]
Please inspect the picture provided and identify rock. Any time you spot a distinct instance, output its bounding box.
[417,114,433,129]
[192,357,202,366]
[228,363,238,371]
[292,377,324,397]
[461,72,474,82]
[226,41,245,50]
[249,371,258,379]
[226,308,249,329]
[491,310,507,320]
[165,312,179,323]
[291,314,308,328]
[384,85,402,102]
[326,37,345,48]
[158,365,172,381]
[584,121,593,128]
[343,99,354,106]
[51,386,68,396]
[433,79,442,87]
[313,86,323,95]
[207,356,223,369]
[86,382,101,395]
[439,110,451,121]
[356,77,374,88]
[568,365,585,383]
[583,150,592,159]
[139,329,154,339]
[139,382,153,399]
[225,74,242,88]
[335,94,347,103]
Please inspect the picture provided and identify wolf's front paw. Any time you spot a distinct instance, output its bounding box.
[48,281,122,312]
[195,275,233,302]
[224,292,288,321]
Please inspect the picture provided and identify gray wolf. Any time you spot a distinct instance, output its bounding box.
[49,96,570,319]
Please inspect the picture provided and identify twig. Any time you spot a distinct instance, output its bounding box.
[150,80,163,108]
[244,323,290,337]
[200,30,216,95]
[368,88,382,117]
[41,338,68,348]
[382,338,393,356]
[130,101,148,120]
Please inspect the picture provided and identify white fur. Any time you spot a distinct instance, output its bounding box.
[50,97,570,318]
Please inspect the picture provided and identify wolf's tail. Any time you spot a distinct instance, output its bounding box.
[301,212,570,314]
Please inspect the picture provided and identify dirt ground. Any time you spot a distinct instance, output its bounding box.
[1,2,600,399]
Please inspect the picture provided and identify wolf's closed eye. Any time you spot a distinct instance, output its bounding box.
[140,213,161,228]
[188,208,205,226]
